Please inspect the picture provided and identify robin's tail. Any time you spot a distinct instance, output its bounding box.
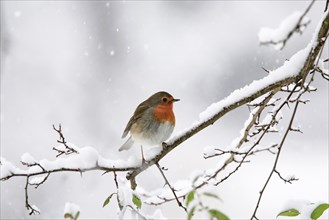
[119,136,134,151]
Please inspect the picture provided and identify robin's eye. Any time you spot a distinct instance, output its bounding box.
[162,97,168,102]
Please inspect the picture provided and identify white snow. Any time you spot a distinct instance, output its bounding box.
[64,202,80,218]
[29,205,40,213]
[21,152,36,165]
[39,146,98,170]
[0,157,27,179]
[117,178,134,219]
[258,11,310,47]
[29,175,47,185]
[1,145,145,180]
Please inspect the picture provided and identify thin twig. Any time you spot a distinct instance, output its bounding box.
[155,162,187,212]
[25,177,40,215]
[204,144,278,159]
[250,99,301,219]
[52,124,78,157]
[21,161,46,172]
[30,173,51,189]
[274,170,299,184]
[314,66,329,81]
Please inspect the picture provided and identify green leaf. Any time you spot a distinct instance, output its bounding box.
[132,194,142,209]
[74,211,80,220]
[208,209,230,220]
[64,213,74,219]
[311,203,329,220]
[103,193,116,207]
[276,208,300,218]
[187,206,196,220]
[203,192,222,201]
[186,191,195,207]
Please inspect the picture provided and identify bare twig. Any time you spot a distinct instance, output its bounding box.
[203,144,278,159]
[315,66,329,81]
[261,67,270,73]
[21,161,46,172]
[155,162,187,212]
[250,98,301,219]
[29,173,51,189]
[25,177,40,215]
[112,168,124,211]
[274,170,299,184]
[250,62,320,218]
[52,124,78,157]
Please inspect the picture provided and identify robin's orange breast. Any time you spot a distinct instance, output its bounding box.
[153,103,175,125]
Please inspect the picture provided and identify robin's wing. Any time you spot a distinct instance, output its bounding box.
[121,100,151,138]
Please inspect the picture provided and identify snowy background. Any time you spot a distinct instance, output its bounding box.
[1,1,328,219]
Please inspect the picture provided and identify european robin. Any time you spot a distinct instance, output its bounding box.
[119,91,179,152]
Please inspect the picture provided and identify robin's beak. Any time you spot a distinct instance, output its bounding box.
[173,98,180,102]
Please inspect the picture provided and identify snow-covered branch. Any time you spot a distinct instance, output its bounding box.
[258,0,315,50]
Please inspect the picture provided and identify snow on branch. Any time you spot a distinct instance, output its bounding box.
[258,0,315,50]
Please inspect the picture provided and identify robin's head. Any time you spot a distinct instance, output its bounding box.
[147,91,180,107]
[149,91,179,124]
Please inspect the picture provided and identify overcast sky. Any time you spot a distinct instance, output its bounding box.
[1,1,328,219]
